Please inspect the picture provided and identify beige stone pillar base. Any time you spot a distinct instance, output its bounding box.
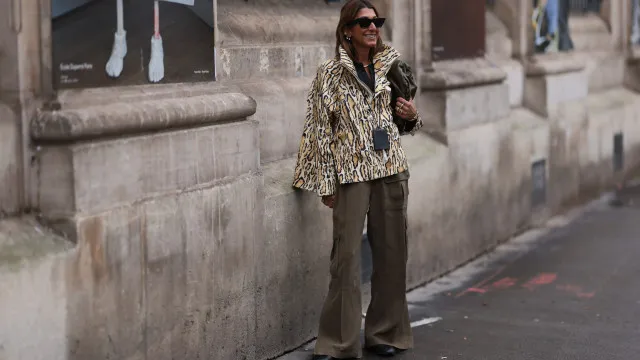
[418,58,510,134]
[523,54,588,117]
[27,87,264,360]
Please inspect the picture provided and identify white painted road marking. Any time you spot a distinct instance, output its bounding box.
[410,317,443,328]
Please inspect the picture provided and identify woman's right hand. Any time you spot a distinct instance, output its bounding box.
[322,195,335,209]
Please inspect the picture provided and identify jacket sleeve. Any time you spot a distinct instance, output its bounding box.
[292,64,337,197]
[401,109,424,135]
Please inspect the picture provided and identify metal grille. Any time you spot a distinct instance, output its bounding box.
[489,0,600,12]
[531,159,547,208]
[614,133,624,172]
[570,0,587,12]
[568,0,601,13]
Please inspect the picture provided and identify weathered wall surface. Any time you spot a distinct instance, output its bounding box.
[549,89,640,210]
[235,79,313,164]
[1,111,264,360]
[3,2,640,360]
[0,217,71,360]
[63,174,262,360]
[0,103,21,216]
[257,158,332,359]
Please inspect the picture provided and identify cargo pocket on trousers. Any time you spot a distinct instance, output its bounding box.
[384,173,408,211]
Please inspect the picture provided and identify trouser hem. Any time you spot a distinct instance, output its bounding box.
[313,345,362,359]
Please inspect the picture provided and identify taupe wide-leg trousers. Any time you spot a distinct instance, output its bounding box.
[314,171,413,359]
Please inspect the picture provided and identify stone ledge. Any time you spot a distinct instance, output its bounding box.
[36,121,260,217]
[419,82,511,131]
[584,87,640,113]
[524,70,588,117]
[422,58,507,90]
[32,92,257,142]
[54,82,238,109]
[525,53,587,76]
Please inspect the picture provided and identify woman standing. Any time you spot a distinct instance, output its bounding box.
[292,1,422,358]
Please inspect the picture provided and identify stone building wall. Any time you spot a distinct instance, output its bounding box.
[1,1,640,360]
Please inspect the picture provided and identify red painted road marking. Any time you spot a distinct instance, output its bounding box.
[522,273,557,291]
[556,284,596,299]
[492,277,518,289]
[455,269,595,300]
[466,287,487,294]
[455,266,506,298]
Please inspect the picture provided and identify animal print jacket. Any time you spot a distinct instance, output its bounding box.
[292,44,423,197]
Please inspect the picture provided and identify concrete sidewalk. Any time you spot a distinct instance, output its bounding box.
[278,184,640,359]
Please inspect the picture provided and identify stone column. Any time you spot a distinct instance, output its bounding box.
[422,0,432,71]
[0,0,47,215]
[391,0,415,65]
[603,0,623,51]
[520,0,535,58]
[370,0,391,41]
[623,0,635,55]
[388,0,424,95]
[493,0,530,59]
[0,0,22,216]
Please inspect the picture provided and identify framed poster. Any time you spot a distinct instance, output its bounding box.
[431,0,486,61]
[52,0,215,89]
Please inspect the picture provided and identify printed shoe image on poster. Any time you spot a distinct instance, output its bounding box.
[52,0,215,89]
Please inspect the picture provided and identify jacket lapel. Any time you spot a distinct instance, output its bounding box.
[373,45,399,96]
[338,45,400,97]
[338,47,363,89]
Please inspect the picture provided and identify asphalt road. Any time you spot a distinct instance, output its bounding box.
[279,184,640,360]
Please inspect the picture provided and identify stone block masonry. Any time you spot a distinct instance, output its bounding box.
[2,1,640,360]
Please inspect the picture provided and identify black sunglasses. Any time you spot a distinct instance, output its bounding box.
[346,17,386,29]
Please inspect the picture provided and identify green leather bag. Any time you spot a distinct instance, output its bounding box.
[387,59,448,145]
[387,59,418,135]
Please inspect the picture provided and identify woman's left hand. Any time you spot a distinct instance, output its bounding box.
[396,97,418,120]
